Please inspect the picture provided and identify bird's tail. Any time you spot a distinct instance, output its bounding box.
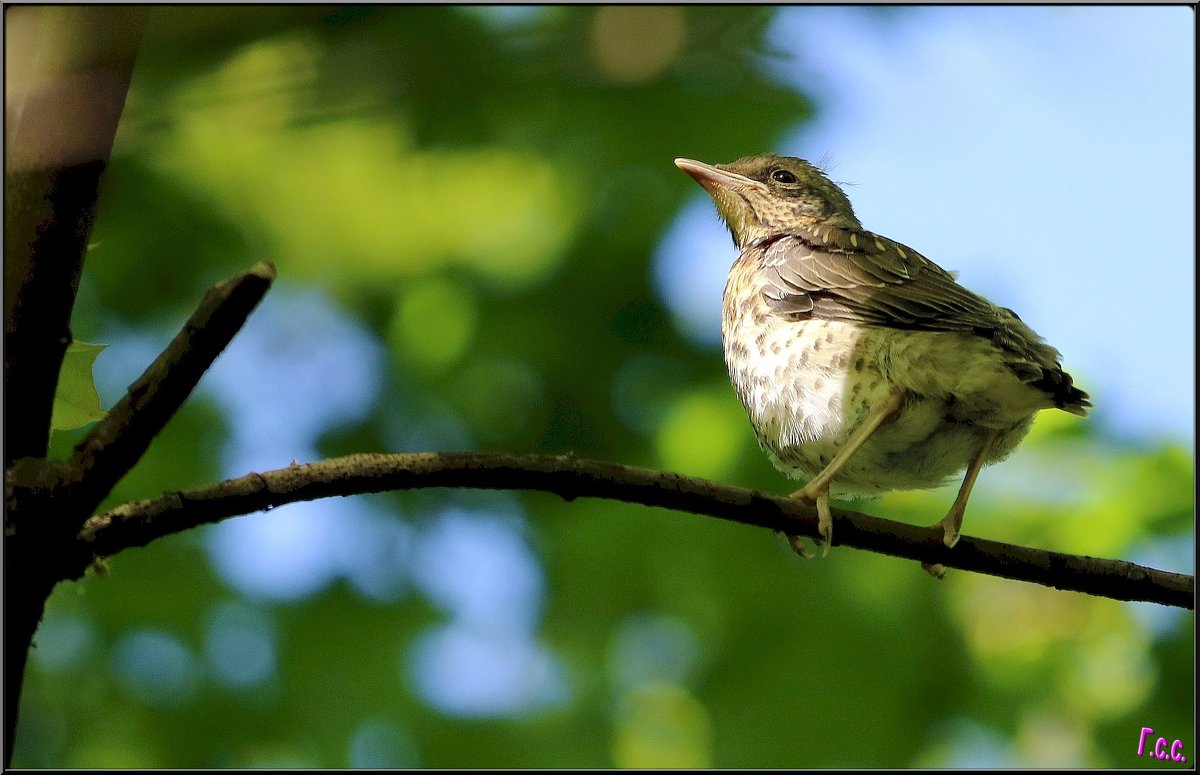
[1039,368,1091,417]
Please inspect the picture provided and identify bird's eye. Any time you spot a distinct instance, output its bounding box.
[770,169,797,184]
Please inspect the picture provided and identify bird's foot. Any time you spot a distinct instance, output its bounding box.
[785,533,815,559]
[790,484,833,557]
[921,562,947,579]
[935,504,964,549]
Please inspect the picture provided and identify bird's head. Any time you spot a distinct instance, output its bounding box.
[675,154,860,248]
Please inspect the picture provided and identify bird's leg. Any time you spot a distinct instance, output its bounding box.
[936,427,999,548]
[789,391,904,556]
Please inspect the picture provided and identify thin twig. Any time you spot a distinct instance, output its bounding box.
[79,452,1195,609]
[64,262,277,515]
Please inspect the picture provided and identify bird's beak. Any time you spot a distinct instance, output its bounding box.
[674,158,764,192]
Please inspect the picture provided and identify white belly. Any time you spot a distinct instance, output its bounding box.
[723,314,1041,495]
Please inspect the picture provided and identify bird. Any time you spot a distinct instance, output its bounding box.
[674,154,1089,556]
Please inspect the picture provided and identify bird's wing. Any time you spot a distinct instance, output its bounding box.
[758,225,1090,413]
[760,226,997,332]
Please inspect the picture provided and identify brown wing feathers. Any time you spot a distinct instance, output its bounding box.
[758,227,1091,413]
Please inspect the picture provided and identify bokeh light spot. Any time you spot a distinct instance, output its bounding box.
[952,575,1089,688]
[448,359,546,443]
[204,601,277,689]
[207,498,410,603]
[202,33,322,130]
[406,623,567,718]
[652,197,733,347]
[30,614,95,673]
[410,508,543,632]
[589,7,686,84]
[347,718,421,768]
[655,387,747,479]
[912,718,1018,768]
[202,286,385,466]
[608,613,703,691]
[612,684,712,768]
[1015,708,1094,767]
[1060,631,1155,719]
[111,629,199,708]
[389,277,477,374]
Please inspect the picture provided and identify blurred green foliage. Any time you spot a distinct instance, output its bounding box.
[13,5,1193,768]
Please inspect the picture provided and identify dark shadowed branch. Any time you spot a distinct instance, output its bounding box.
[79,452,1195,609]
[3,6,149,467]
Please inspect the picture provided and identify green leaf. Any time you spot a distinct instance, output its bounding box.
[51,341,107,431]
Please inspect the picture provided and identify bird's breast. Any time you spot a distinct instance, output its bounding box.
[721,265,885,452]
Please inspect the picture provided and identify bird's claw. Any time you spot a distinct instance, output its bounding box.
[816,504,832,558]
[791,485,833,557]
[936,508,964,548]
[786,533,815,559]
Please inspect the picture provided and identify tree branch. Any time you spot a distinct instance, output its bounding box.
[3,7,149,466]
[63,262,276,516]
[78,452,1195,609]
[3,8,149,766]
[6,261,272,768]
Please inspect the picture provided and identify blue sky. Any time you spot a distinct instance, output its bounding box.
[657,5,1194,446]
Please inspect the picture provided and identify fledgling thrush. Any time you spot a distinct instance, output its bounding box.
[675,154,1090,555]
